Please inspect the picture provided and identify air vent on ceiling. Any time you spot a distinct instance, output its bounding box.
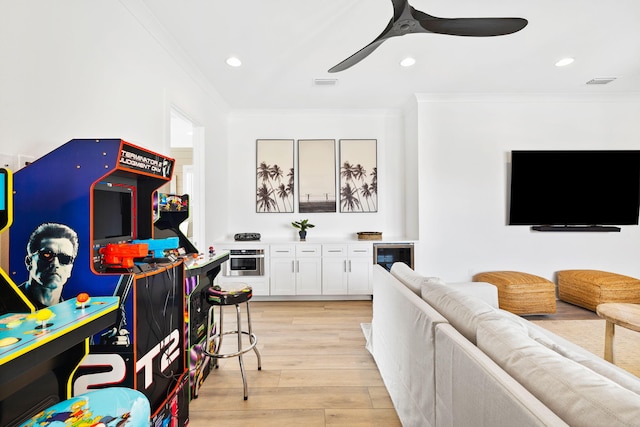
[313,78,338,86]
[586,77,617,85]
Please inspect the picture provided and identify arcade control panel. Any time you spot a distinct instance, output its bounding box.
[0,296,119,364]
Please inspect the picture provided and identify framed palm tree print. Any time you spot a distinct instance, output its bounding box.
[256,139,294,213]
[339,139,377,212]
[298,139,336,213]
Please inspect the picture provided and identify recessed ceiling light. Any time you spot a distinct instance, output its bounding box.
[400,57,416,67]
[555,57,574,67]
[226,56,242,67]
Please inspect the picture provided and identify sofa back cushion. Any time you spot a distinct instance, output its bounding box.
[477,316,640,426]
[421,282,496,344]
[434,323,567,427]
[525,323,640,395]
[390,262,445,296]
[482,309,640,395]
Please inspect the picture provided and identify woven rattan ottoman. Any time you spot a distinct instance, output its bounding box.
[472,271,556,315]
[557,269,640,312]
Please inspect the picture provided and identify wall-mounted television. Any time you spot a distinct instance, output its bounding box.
[508,150,640,231]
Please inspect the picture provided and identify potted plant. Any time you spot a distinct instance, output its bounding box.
[292,219,315,241]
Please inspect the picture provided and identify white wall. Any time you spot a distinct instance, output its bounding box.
[3,2,640,282]
[225,110,406,241]
[414,94,640,282]
[0,1,229,251]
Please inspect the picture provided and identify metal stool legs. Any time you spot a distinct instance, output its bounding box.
[245,301,262,368]
[205,300,261,400]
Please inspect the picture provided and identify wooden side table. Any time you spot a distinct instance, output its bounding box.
[595,303,640,363]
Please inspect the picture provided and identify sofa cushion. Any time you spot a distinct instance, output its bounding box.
[527,324,640,395]
[446,281,499,308]
[390,262,445,296]
[477,316,640,426]
[434,323,567,427]
[482,309,640,395]
[421,282,496,344]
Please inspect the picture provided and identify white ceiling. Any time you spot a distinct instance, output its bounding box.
[139,0,640,110]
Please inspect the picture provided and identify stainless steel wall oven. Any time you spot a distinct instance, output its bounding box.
[222,249,265,277]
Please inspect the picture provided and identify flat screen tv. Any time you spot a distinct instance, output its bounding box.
[508,150,640,230]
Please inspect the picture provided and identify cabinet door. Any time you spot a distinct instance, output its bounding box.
[270,257,296,295]
[347,244,373,294]
[322,257,348,295]
[322,244,347,295]
[347,257,372,294]
[296,257,322,295]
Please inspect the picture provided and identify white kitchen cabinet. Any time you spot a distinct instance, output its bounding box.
[215,241,373,298]
[322,248,348,294]
[270,244,322,295]
[322,243,372,295]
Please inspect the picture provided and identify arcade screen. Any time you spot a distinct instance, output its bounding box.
[93,182,135,241]
[0,169,9,315]
[158,193,189,212]
[0,169,8,231]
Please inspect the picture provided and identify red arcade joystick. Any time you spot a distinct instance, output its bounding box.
[76,292,91,309]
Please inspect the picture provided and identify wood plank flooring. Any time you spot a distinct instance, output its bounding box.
[187,299,593,426]
[188,300,401,427]
[522,300,599,321]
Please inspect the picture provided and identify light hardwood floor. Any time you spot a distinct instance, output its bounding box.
[188,300,401,427]
[187,299,593,426]
[522,299,599,321]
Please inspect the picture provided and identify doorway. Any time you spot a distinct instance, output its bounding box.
[166,107,205,252]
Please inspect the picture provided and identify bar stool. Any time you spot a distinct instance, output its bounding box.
[203,283,261,400]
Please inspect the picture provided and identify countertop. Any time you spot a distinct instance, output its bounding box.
[214,236,417,246]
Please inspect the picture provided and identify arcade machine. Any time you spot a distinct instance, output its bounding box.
[153,193,230,400]
[0,167,120,426]
[8,139,188,426]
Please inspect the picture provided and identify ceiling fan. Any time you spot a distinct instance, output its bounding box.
[328,0,528,73]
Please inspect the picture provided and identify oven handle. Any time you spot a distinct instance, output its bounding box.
[229,254,265,259]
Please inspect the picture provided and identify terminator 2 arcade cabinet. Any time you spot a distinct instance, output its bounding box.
[0,167,119,426]
[9,139,189,425]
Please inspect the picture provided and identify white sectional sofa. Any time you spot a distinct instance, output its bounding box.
[370,263,640,427]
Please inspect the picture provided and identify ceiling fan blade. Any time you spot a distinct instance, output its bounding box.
[328,38,387,73]
[328,21,396,73]
[418,16,528,37]
[391,0,410,20]
[327,0,528,72]
[328,0,418,73]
